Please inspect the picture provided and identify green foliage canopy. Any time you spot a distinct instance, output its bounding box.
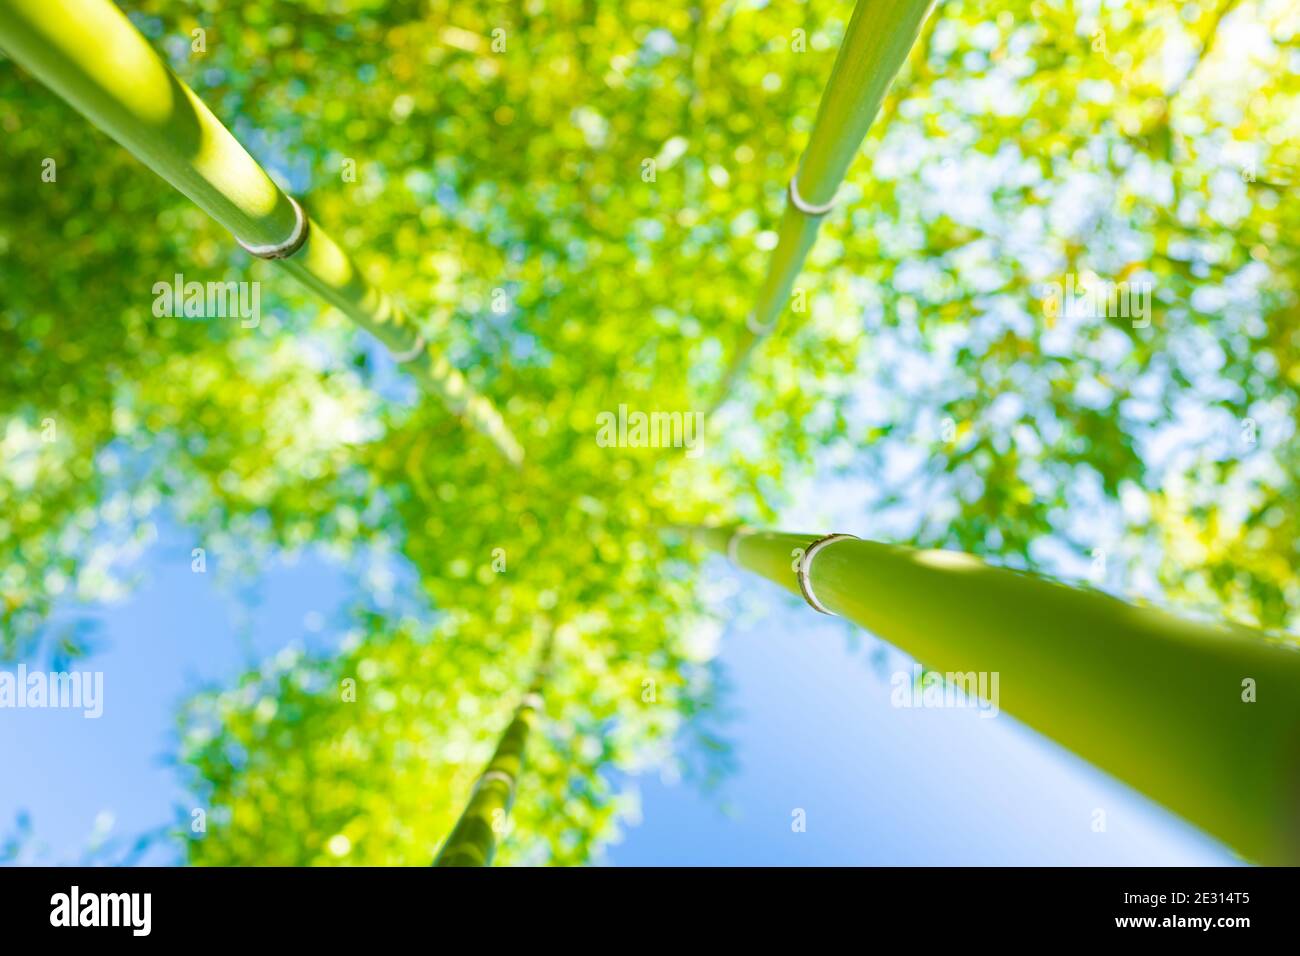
[1,0,1297,863]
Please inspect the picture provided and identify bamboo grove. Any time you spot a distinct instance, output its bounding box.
[687,526,1300,866]
[2,0,1298,866]
[0,0,524,464]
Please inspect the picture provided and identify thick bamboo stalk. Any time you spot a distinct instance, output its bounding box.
[433,636,553,867]
[711,0,935,410]
[691,525,1300,865]
[0,0,523,465]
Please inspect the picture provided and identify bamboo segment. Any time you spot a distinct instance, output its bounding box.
[0,0,523,465]
[712,0,935,409]
[695,526,1300,865]
[431,700,538,866]
[434,637,553,867]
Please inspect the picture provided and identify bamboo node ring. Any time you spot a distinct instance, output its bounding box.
[797,533,858,615]
[788,175,837,217]
[477,770,513,790]
[726,525,755,565]
[389,332,427,364]
[237,195,309,259]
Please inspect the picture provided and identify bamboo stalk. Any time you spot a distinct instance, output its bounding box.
[687,525,1300,865]
[0,0,523,465]
[433,634,554,867]
[711,0,935,410]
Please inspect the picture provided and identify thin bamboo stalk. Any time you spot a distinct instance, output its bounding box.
[688,525,1300,865]
[711,0,935,410]
[433,634,554,866]
[0,0,523,465]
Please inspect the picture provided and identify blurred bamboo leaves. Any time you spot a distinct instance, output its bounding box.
[1,0,1298,863]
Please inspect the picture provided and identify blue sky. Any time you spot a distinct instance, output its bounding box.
[0,516,1237,866]
[603,554,1236,866]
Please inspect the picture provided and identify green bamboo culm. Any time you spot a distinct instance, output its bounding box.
[711,0,935,410]
[688,526,1300,865]
[0,0,524,465]
[433,635,554,866]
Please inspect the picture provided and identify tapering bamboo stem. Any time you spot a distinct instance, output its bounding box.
[711,0,935,410]
[433,634,554,867]
[688,525,1300,865]
[0,0,523,464]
